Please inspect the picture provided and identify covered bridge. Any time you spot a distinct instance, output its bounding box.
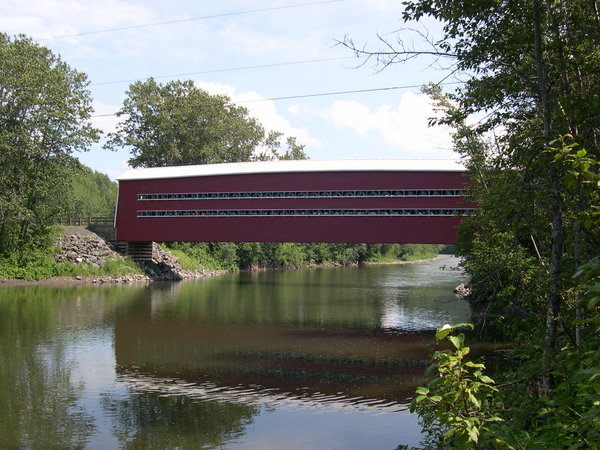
[115,159,472,245]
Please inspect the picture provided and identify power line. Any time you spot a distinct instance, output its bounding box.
[91,57,353,86]
[90,82,462,118]
[38,0,345,41]
[242,85,429,102]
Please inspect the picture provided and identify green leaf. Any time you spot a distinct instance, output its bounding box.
[449,334,465,350]
[467,426,479,443]
[465,361,485,368]
[468,392,481,408]
[487,416,504,422]
[479,375,495,384]
[436,323,454,341]
[415,386,429,395]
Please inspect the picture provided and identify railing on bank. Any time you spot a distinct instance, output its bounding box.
[56,217,115,226]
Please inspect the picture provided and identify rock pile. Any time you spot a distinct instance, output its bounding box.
[137,243,219,281]
[54,226,222,282]
[55,228,122,268]
[453,282,484,305]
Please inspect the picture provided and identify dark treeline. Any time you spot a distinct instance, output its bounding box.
[69,165,118,218]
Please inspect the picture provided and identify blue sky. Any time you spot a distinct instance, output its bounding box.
[1,0,458,179]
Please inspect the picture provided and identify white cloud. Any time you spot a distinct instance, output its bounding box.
[0,0,159,57]
[350,0,403,12]
[195,81,322,149]
[325,91,456,157]
[104,159,131,181]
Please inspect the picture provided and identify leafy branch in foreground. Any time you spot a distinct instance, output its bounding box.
[411,324,507,449]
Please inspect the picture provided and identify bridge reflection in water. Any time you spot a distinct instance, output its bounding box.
[113,263,470,419]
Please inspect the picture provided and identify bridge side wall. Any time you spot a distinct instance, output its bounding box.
[115,170,470,244]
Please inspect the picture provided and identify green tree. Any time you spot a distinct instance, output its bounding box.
[105,78,304,167]
[345,0,600,364]
[0,33,99,256]
[68,164,118,217]
[256,133,308,161]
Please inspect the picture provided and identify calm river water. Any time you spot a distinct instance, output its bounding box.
[0,256,469,449]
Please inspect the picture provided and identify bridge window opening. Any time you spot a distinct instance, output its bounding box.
[136,189,465,201]
[136,208,475,218]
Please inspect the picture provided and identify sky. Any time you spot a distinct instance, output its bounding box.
[1,0,459,179]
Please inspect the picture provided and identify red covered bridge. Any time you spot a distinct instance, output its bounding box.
[115,159,472,245]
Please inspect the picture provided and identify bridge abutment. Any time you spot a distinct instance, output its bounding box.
[113,241,154,262]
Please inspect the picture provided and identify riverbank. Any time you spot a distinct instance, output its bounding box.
[0,226,226,286]
[364,255,444,265]
[0,226,449,286]
[0,258,444,287]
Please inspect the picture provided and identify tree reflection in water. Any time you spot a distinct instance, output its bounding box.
[100,389,258,448]
[0,289,96,448]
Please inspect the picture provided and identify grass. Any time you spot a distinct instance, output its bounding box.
[0,247,143,281]
[163,247,207,271]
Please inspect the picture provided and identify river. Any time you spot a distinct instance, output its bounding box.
[0,256,469,449]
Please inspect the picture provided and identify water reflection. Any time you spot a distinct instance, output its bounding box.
[100,388,258,449]
[0,257,469,449]
[117,374,408,415]
[0,286,139,448]
[113,257,469,416]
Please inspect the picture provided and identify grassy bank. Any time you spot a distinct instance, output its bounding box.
[164,242,451,272]
[0,249,143,281]
[0,226,143,281]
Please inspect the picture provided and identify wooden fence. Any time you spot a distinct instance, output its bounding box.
[55,217,114,226]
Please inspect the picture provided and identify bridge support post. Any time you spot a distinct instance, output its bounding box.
[115,241,154,262]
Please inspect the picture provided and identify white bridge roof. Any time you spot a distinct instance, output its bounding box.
[117,159,465,181]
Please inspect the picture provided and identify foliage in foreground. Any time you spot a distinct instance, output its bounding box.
[411,324,504,449]
[344,1,599,447]
[411,300,600,449]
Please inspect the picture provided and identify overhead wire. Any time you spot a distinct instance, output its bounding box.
[37,0,461,119]
[90,81,463,117]
[37,0,346,41]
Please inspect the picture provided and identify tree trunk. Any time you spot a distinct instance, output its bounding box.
[534,0,562,393]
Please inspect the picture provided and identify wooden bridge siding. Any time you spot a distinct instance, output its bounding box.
[115,170,468,244]
[117,216,462,244]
